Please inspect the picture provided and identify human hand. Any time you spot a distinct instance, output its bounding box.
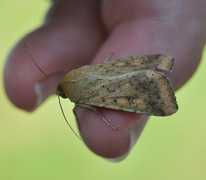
[4,0,206,160]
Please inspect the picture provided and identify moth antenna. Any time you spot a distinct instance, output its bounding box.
[58,95,82,140]
[23,42,57,86]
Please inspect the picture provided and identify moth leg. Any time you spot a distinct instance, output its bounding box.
[104,52,114,63]
[74,104,118,130]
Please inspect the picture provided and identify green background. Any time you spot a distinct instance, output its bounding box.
[1,1,206,179]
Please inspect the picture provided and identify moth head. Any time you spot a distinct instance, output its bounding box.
[56,84,67,99]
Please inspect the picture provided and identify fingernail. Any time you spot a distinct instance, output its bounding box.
[30,75,62,111]
[31,81,55,111]
[33,83,43,110]
[27,82,44,111]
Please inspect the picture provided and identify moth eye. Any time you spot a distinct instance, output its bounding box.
[60,92,67,99]
[57,85,67,99]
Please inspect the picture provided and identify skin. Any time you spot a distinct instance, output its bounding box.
[4,0,206,159]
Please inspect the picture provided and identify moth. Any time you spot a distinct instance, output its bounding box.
[24,42,178,131]
[56,54,178,120]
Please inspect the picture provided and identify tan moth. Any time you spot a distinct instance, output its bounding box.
[25,43,178,131]
[57,54,178,116]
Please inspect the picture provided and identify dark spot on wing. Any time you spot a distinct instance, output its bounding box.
[126,96,135,105]
[113,98,118,103]
[126,62,131,66]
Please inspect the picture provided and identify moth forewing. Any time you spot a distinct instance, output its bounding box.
[57,54,178,117]
[89,54,174,77]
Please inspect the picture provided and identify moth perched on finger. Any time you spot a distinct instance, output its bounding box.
[24,43,178,131]
[57,54,178,124]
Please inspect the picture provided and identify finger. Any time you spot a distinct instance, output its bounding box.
[76,106,148,159]
[101,0,206,90]
[76,0,206,159]
[4,0,104,111]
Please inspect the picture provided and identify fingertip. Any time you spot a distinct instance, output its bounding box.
[4,43,35,111]
[4,41,59,111]
[75,106,147,159]
[103,116,149,161]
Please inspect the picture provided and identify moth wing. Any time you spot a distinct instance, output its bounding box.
[77,69,178,116]
[93,54,174,77]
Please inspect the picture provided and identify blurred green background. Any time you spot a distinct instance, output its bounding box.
[1,1,206,180]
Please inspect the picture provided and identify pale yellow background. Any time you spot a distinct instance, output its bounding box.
[1,1,206,179]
